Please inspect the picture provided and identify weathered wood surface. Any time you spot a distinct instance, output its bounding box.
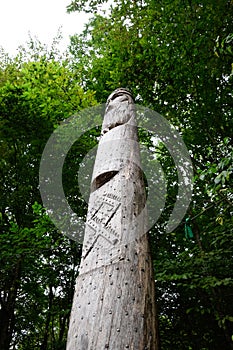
[67,88,158,350]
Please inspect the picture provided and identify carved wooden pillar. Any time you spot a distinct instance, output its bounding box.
[67,88,159,350]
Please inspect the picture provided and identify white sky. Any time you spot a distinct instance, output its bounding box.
[0,0,91,56]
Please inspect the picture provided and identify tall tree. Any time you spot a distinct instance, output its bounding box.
[0,42,96,349]
[67,0,233,348]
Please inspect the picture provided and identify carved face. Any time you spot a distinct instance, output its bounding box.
[102,88,135,134]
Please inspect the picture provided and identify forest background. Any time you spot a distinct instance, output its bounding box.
[0,0,232,349]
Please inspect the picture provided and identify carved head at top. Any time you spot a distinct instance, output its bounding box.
[102,88,135,135]
[106,88,134,108]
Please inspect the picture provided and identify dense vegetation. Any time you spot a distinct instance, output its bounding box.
[1,0,232,348]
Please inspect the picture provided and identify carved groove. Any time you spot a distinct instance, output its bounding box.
[102,122,124,134]
[92,170,118,191]
[67,88,158,350]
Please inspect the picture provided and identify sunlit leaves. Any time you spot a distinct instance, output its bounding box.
[66,0,233,348]
[0,41,95,349]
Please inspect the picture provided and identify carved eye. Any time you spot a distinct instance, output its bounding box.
[114,122,122,128]
[102,128,109,134]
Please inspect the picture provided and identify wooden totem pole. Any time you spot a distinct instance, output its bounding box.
[67,88,158,349]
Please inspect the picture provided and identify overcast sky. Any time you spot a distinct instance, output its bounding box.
[0,0,91,56]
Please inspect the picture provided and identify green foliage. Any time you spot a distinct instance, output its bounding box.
[0,0,232,348]
[67,0,109,13]
[0,41,96,349]
[67,0,233,348]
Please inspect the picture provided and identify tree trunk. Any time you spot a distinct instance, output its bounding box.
[67,88,159,349]
[40,285,53,350]
[0,258,21,350]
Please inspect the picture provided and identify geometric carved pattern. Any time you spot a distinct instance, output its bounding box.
[67,89,158,350]
[82,193,121,259]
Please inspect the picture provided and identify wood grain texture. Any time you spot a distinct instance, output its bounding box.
[67,88,159,350]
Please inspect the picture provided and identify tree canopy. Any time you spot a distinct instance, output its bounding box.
[0,42,96,349]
